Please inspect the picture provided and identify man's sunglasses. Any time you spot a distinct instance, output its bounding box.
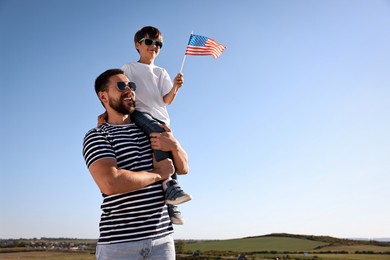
[139,38,163,48]
[116,81,136,91]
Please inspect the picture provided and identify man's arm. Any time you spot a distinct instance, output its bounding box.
[149,124,189,175]
[88,156,175,195]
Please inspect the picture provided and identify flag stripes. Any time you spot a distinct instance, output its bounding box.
[185,34,226,58]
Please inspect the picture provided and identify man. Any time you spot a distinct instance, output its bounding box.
[83,69,189,259]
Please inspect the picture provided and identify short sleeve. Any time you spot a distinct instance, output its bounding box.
[82,128,115,168]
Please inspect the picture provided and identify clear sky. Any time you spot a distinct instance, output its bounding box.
[1,0,389,240]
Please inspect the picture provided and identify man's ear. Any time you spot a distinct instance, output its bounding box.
[98,91,108,104]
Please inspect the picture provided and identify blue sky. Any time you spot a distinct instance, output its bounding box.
[1,0,389,240]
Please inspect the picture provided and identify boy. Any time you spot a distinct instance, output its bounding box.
[100,26,191,224]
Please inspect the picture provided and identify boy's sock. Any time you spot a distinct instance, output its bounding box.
[162,177,172,190]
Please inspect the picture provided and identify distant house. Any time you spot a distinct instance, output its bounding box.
[237,254,247,259]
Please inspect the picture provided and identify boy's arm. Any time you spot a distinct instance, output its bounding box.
[163,73,184,105]
[88,156,175,195]
[149,124,189,175]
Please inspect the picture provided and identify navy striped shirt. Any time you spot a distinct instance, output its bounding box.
[82,123,173,244]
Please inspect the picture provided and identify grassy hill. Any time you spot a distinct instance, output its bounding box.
[182,233,390,254]
[1,235,390,259]
[184,236,327,252]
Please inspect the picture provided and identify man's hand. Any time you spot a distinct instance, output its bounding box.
[149,125,178,152]
[150,124,189,175]
[152,155,175,180]
[97,111,108,126]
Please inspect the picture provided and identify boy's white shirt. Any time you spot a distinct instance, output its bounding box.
[121,62,173,125]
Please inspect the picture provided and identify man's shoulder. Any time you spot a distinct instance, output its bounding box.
[86,124,107,132]
[85,124,142,136]
[84,125,109,139]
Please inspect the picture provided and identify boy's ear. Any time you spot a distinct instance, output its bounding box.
[135,42,141,51]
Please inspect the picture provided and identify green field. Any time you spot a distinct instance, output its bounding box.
[247,253,390,260]
[184,236,329,252]
[2,251,390,260]
[181,234,390,259]
[1,234,390,259]
[0,251,95,260]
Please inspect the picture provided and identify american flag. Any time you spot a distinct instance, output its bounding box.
[185,34,226,58]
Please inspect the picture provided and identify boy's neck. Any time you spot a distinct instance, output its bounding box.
[138,58,154,65]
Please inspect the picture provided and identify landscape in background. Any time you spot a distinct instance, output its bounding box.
[1,233,390,259]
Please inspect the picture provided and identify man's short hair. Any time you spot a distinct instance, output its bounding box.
[94,68,124,95]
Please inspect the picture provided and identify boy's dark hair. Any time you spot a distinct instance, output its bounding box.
[94,68,124,95]
[134,26,162,52]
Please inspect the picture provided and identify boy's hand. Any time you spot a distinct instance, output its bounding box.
[173,73,184,89]
[163,73,184,105]
[97,111,108,126]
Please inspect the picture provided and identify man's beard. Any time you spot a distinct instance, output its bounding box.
[109,95,135,115]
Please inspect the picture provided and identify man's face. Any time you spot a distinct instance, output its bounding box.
[106,74,136,115]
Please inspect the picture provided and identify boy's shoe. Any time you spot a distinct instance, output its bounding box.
[165,179,192,205]
[167,204,184,225]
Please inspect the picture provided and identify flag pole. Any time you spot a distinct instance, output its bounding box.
[180,31,193,73]
[179,53,187,74]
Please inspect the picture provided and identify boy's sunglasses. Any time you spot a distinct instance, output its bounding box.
[139,38,163,48]
[116,81,136,91]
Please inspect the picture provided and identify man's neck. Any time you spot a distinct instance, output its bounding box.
[107,113,131,125]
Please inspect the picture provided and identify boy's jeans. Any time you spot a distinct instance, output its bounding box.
[131,110,178,180]
[131,110,172,162]
[96,234,175,260]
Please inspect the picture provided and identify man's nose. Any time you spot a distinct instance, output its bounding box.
[123,83,136,92]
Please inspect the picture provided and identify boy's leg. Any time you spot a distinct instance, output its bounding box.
[131,110,171,162]
[163,172,191,225]
[131,111,191,222]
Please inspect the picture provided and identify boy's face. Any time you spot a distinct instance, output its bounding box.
[136,34,163,64]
